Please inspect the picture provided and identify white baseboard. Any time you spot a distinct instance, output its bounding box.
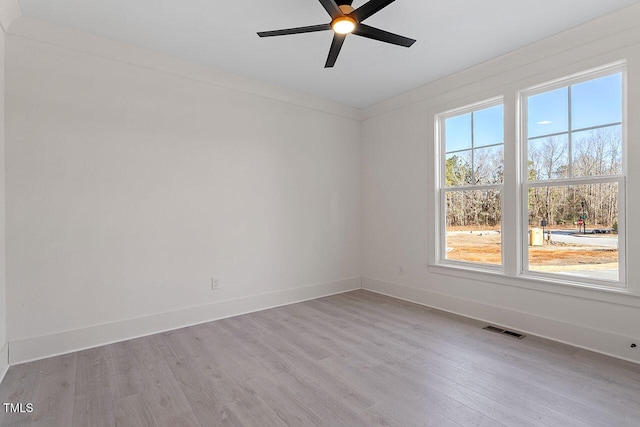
[362,277,640,364]
[9,277,362,365]
[0,342,8,385]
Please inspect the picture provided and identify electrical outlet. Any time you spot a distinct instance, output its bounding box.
[211,277,219,290]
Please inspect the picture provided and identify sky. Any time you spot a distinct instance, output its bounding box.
[444,72,622,153]
[445,105,503,153]
[528,73,622,138]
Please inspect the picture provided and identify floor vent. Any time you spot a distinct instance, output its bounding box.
[483,325,525,339]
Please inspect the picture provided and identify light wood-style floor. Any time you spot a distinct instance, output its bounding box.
[1,290,639,426]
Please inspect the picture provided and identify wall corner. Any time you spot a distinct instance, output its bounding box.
[0,0,20,33]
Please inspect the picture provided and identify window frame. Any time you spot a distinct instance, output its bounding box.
[518,62,627,288]
[433,61,628,292]
[436,96,505,271]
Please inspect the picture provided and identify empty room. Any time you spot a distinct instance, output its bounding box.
[1,0,640,426]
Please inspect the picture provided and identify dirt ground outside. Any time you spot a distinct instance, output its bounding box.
[445,229,618,272]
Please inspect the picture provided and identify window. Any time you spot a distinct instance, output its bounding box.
[438,99,504,267]
[522,68,625,285]
[435,62,626,290]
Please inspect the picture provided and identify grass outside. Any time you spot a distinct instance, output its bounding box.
[445,229,618,272]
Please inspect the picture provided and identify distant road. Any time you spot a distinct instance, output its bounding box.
[548,230,618,248]
[447,229,618,248]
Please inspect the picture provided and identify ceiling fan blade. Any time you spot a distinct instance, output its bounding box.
[319,0,343,20]
[353,23,416,47]
[349,0,396,22]
[325,33,346,68]
[258,24,332,37]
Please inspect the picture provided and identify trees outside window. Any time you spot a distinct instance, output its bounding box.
[440,101,504,267]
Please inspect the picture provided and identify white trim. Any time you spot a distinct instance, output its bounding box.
[8,277,361,365]
[0,343,8,385]
[525,175,624,187]
[441,183,503,192]
[362,276,640,365]
[519,60,626,99]
[437,258,504,273]
[437,97,504,121]
[427,264,640,306]
[504,90,520,278]
[618,178,627,285]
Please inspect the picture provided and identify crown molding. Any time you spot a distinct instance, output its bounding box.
[8,15,363,121]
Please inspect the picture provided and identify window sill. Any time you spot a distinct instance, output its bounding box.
[428,263,640,308]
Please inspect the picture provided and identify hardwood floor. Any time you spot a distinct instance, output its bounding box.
[1,290,639,426]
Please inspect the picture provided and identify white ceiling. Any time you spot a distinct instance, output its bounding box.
[16,0,640,108]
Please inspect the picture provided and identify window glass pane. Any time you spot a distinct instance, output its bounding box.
[527,135,569,180]
[445,113,471,152]
[445,190,501,265]
[572,73,622,130]
[527,87,568,138]
[474,145,503,185]
[473,105,504,148]
[572,125,622,178]
[527,183,619,282]
[445,151,472,187]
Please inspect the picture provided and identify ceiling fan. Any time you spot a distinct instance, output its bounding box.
[257,0,416,68]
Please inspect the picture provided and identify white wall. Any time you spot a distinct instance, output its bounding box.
[0,0,18,381]
[3,3,640,367]
[0,14,7,380]
[5,18,362,362]
[362,5,640,363]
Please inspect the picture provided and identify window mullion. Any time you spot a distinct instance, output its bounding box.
[503,91,519,276]
[471,112,475,185]
[568,85,573,178]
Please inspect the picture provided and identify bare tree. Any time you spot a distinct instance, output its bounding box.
[526,127,621,229]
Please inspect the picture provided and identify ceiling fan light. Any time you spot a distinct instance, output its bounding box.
[331,16,356,34]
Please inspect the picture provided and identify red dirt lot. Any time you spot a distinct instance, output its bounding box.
[445,231,618,268]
